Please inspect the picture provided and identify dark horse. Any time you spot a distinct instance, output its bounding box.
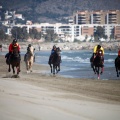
[48,48,61,75]
[115,56,120,77]
[91,50,104,79]
[7,47,21,75]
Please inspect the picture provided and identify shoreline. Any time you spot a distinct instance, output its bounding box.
[0,55,120,103]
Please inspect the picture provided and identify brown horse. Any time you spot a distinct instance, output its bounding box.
[115,56,120,77]
[24,46,34,73]
[48,47,61,75]
[92,50,104,79]
[8,47,21,75]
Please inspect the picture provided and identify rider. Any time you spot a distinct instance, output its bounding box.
[90,45,104,67]
[24,44,35,62]
[48,45,57,64]
[51,45,57,54]
[5,39,21,63]
[115,49,120,62]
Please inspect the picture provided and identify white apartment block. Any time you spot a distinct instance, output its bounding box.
[13,23,120,42]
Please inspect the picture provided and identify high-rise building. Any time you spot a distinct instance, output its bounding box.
[73,10,120,25]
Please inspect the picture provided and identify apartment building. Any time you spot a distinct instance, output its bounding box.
[14,23,120,42]
[114,26,120,40]
[74,10,120,25]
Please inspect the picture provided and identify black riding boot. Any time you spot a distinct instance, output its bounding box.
[24,54,27,61]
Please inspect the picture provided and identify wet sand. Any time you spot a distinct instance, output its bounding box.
[0,55,120,120]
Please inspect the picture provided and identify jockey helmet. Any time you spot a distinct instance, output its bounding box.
[53,45,56,49]
[97,45,101,49]
[13,39,17,44]
[28,44,31,47]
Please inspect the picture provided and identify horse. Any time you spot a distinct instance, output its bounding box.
[48,47,61,75]
[91,50,104,79]
[115,56,120,77]
[8,47,21,75]
[24,46,34,73]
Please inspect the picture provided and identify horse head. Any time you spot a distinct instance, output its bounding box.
[27,46,34,56]
[93,49,103,68]
[96,49,103,57]
[12,46,19,58]
[92,49,104,79]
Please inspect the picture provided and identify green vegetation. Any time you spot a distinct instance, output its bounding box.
[94,26,108,41]
[1,0,119,23]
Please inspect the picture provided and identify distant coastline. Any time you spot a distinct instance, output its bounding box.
[1,41,120,52]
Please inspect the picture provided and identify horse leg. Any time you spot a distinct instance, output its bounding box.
[53,64,55,75]
[116,66,119,77]
[100,67,104,75]
[26,61,29,73]
[97,67,100,79]
[19,62,21,72]
[58,64,60,71]
[92,66,96,74]
[56,65,58,74]
[50,64,52,73]
[12,65,15,74]
[29,62,32,72]
[16,66,19,75]
[8,64,11,72]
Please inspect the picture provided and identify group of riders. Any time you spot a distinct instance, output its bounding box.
[5,39,35,65]
[5,38,120,76]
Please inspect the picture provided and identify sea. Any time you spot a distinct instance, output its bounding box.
[0,50,119,80]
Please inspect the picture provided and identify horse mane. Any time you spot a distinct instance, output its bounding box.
[28,46,34,53]
[96,49,103,57]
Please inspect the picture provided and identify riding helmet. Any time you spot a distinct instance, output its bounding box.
[97,45,101,49]
[53,45,56,49]
[28,44,31,47]
[13,39,17,43]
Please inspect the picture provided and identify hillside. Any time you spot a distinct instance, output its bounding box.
[0,0,120,23]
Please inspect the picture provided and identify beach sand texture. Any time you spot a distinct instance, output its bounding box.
[0,54,120,120]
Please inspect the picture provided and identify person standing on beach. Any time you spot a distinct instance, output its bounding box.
[0,44,2,52]
[90,45,104,67]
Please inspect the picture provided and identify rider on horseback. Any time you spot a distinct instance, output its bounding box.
[48,45,57,64]
[5,39,21,64]
[24,44,35,62]
[51,45,57,54]
[90,45,104,67]
[115,49,120,63]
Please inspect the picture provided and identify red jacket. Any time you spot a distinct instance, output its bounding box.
[9,43,20,52]
[118,50,120,56]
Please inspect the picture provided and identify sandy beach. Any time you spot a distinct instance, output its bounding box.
[0,52,120,120]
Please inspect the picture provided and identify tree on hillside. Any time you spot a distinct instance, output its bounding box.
[110,28,115,40]
[0,28,8,41]
[44,29,58,42]
[29,28,41,40]
[11,27,29,40]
